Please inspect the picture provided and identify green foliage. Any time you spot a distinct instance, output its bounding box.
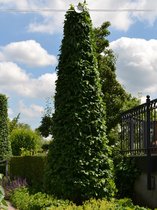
[122,94,140,111]
[0,94,12,159]
[10,187,150,210]
[93,22,140,135]
[38,97,53,137]
[9,156,46,189]
[10,127,42,156]
[38,115,53,137]
[45,4,115,203]
[10,187,71,210]
[114,154,140,198]
[3,176,28,199]
[8,113,20,134]
[41,141,50,153]
[0,174,7,210]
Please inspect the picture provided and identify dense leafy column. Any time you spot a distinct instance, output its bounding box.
[45,4,115,203]
[0,94,11,159]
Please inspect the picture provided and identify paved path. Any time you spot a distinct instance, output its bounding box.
[7,201,16,210]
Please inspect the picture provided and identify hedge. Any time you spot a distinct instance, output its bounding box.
[10,188,151,210]
[9,156,46,189]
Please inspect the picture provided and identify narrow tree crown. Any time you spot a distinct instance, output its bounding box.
[0,94,11,159]
[45,4,116,203]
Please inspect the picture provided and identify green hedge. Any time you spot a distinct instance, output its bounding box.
[10,187,151,210]
[9,156,46,189]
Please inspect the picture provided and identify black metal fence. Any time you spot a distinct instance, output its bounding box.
[121,95,157,190]
[121,95,157,156]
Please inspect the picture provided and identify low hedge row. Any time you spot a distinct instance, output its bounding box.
[10,187,151,210]
[9,156,46,189]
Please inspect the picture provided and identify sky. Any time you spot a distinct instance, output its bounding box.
[0,0,157,129]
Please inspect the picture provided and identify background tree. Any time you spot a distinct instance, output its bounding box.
[37,98,53,137]
[8,113,20,134]
[8,113,31,135]
[10,127,43,156]
[0,94,11,159]
[37,115,53,138]
[94,22,139,135]
[45,4,116,203]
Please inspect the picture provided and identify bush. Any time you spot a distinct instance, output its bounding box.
[10,187,70,210]
[114,154,140,198]
[10,187,150,210]
[9,156,46,189]
[3,177,28,199]
[10,127,42,156]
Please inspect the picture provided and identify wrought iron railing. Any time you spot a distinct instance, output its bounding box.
[121,95,157,156]
[121,95,157,190]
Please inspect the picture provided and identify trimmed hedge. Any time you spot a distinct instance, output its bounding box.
[9,156,46,189]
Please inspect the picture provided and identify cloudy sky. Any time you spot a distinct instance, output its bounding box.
[0,0,157,129]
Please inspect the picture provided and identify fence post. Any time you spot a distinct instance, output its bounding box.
[146,95,152,190]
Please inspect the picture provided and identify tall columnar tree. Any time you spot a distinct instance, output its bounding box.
[0,94,11,159]
[45,4,116,203]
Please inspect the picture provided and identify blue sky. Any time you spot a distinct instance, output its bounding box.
[0,0,157,129]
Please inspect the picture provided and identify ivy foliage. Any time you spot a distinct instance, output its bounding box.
[114,154,140,198]
[0,94,11,159]
[45,4,116,203]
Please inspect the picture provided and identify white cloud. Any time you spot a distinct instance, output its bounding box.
[2,0,157,32]
[27,0,135,33]
[0,0,137,33]
[28,16,63,34]
[1,40,57,67]
[110,37,157,97]
[28,73,57,98]
[0,62,29,84]
[131,0,157,25]
[19,101,44,118]
[0,62,57,98]
[25,0,157,33]
[88,0,135,31]
[18,101,45,129]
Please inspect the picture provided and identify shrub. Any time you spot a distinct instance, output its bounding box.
[3,177,27,199]
[10,187,71,210]
[114,154,140,198]
[10,187,150,210]
[9,156,46,189]
[10,127,42,156]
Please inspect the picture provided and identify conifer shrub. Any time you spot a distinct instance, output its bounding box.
[44,3,115,203]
